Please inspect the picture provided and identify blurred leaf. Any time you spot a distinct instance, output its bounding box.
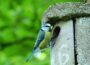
[1,28,15,43]
[0,52,7,63]
[14,27,29,39]
[0,18,6,28]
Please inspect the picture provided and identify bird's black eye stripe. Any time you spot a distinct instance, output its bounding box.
[45,25,50,27]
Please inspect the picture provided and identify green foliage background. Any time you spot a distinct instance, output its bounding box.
[0,0,82,65]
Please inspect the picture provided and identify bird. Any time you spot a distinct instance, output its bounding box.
[26,23,52,62]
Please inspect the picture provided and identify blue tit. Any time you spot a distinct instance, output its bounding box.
[26,23,52,62]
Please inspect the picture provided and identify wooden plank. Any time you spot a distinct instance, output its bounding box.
[51,20,75,65]
[76,17,90,65]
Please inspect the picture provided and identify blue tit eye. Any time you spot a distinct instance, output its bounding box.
[42,23,51,27]
[41,24,51,31]
[45,24,51,27]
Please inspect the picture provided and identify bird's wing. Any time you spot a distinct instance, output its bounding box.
[26,29,45,62]
[34,29,45,50]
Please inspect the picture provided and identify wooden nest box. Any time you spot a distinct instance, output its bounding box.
[42,2,90,65]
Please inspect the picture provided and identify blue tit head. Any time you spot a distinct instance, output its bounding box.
[41,23,52,32]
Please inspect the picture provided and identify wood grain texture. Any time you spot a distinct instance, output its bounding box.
[76,17,90,65]
[51,20,74,65]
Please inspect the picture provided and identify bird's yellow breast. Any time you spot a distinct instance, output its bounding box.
[39,31,51,49]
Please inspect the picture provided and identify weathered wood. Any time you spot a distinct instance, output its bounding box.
[42,2,90,65]
[51,20,74,65]
[76,17,90,65]
[42,2,90,25]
